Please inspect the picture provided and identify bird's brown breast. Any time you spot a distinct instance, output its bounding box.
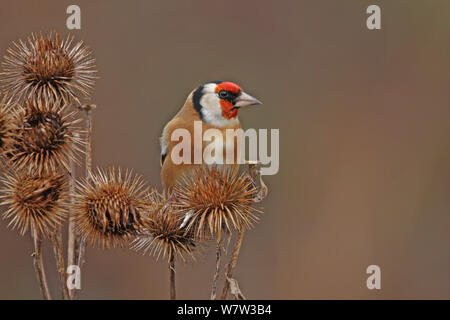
[160,94,241,191]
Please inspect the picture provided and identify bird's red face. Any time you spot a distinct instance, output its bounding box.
[193,81,262,127]
[215,82,242,119]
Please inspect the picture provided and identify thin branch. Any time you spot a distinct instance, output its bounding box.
[211,239,222,300]
[221,230,245,300]
[51,226,70,299]
[220,161,267,300]
[82,105,94,175]
[169,253,176,300]
[68,104,95,299]
[67,157,80,300]
[76,105,95,272]
[227,277,246,300]
[76,239,86,270]
[32,227,51,300]
[247,161,268,203]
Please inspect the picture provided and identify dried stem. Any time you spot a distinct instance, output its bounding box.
[76,239,86,269]
[247,161,268,203]
[169,252,176,300]
[220,161,268,300]
[32,227,52,300]
[68,105,95,299]
[67,157,80,299]
[211,239,222,300]
[221,230,245,300]
[226,277,246,300]
[51,226,70,299]
[76,105,94,273]
[81,105,94,177]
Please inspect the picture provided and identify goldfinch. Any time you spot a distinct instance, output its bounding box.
[160,81,262,191]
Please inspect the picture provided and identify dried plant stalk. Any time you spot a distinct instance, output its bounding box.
[132,191,197,299]
[221,162,268,300]
[72,104,96,299]
[67,157,79,300]
[169,253,176,300]
[210,240,222,300]
[221,230,245,300]
[67,229,81,299]
[32,227,51,300]
[227,277,246,300]
[247,161,268,203]
[173,166,264,300]
[0,31,97,300]
[80,105,94,175]
[51,226,70,300]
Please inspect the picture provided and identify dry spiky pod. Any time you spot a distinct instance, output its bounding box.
[0,31,96,104]
[5,97,83,174]
[73,167,150,248]
[132,191,197,263]
[173,166,261,242]
[0,94,14,156]
[0,170,68,237]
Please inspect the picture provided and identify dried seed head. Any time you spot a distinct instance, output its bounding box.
[132,191,197,262]
[0,170,68,237]
[0,31,97,104]
[0,94,14,155]
[74,167,150,248]
[5,98,83,174]
[173,166,261,241]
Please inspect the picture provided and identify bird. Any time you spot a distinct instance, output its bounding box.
[160,81,262,191]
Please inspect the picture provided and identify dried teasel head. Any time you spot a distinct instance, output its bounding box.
[0,94,14,156]
[0,31,97,104]
[74,167,150,248]
[5,97,83,174]
[0,170,68,237]
[173,166,261,242]
[132,191,197,262]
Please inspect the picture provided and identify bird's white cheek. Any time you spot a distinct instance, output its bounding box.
[200,93,240,127]
[200,93,222,118]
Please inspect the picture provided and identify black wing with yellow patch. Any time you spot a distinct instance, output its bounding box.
[160,152,167,167]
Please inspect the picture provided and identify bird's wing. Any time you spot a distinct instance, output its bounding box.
[160,117,185,167]
[160,130,168,167]
[160,152,166,167]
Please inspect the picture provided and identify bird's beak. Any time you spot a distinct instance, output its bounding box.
[234,91,262,108]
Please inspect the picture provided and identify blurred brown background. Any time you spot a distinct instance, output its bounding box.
[0,0,448,299]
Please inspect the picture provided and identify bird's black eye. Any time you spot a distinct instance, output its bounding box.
[218,90,229,99]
